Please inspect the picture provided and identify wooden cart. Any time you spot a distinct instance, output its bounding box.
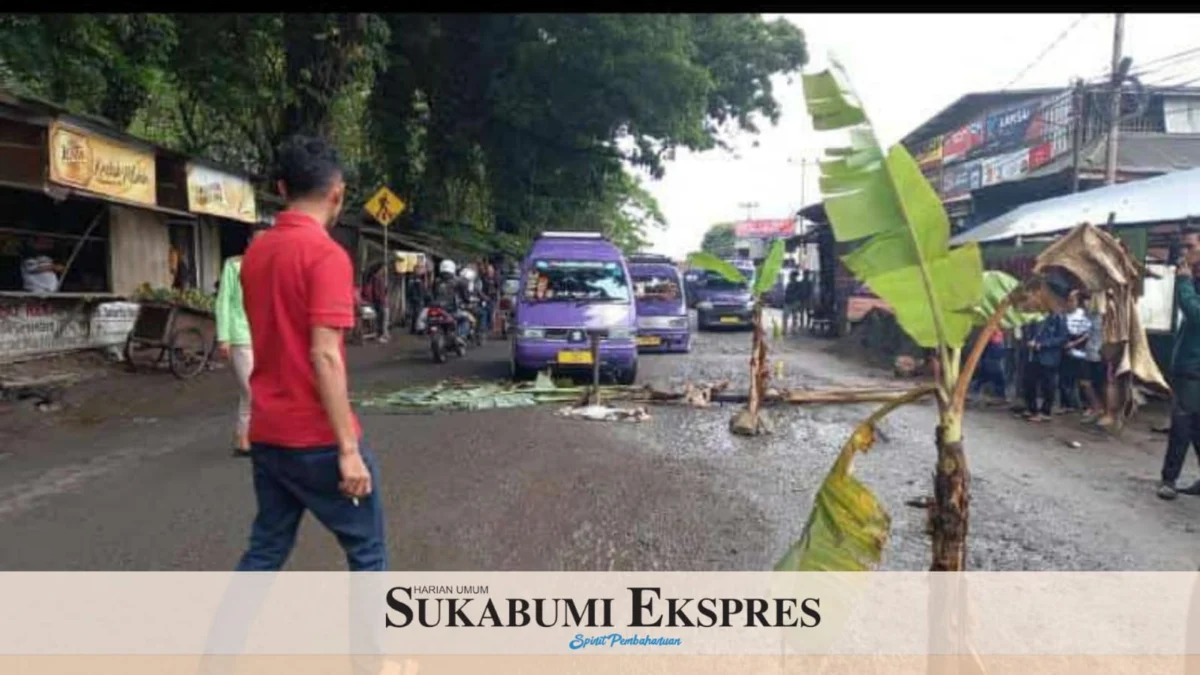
[123,303,216,380]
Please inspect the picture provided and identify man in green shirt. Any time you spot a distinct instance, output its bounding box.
[216,226,267,457]
[1159,227,1200,499]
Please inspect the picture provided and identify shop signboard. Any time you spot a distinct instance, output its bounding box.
[733,219,796,238]
[980,148,1031,188]
[1028,142,1054,170]
[942,121,984,163]
[48,121,157,207]
[941,159,982,197]
[914,135,943,171]
[982,99,1045,156]
[0,298,140,363]
[186,163,259,224]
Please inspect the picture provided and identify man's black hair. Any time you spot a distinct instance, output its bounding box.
[275,135,343,199]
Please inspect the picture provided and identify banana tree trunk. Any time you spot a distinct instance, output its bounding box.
[931,414,969,571]
[748,302,768,416]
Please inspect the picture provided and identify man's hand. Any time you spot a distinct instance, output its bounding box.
[1179,262,1194,278]
[217,342,232,361]
[338,447,372,499]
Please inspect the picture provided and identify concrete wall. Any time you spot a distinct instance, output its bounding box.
[108,205,170,296]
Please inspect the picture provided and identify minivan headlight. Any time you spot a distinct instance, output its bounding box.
[519,327,546,339]
[696,301,713,310]
[669,317,688,328]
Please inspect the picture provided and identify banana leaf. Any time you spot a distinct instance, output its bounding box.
[972,270,1043,329]
[753,240,786,296]
[802,59,983,349]
[775,386,932,571]
[686,252,747,285]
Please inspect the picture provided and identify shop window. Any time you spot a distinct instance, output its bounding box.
[167,220,197,290]
[0,186,111,294]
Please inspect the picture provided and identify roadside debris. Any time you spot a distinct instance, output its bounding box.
[556,404,650,423]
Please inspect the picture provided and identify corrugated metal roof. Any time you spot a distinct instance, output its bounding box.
[951,166,1200,245]
[1025,132,1200,179]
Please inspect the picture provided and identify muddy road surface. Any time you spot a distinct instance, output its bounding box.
[0,312,1197,570]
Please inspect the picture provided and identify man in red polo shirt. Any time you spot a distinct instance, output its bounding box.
[236,135,385,571]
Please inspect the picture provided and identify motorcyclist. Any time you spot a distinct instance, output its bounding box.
[458,266,482,340]
[425,260,474,345]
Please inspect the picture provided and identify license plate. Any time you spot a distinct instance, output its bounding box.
[557,350,594,365]
[637,336,662,346]
[719,316,741,324]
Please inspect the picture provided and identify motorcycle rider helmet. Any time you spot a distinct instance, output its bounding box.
[439,259,457,276]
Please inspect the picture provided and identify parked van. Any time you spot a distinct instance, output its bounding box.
[693,259,756,330]
[511,232,638,384]
[628,254,690,353]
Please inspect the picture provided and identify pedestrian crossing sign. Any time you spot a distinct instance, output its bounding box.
[364,186,405,227]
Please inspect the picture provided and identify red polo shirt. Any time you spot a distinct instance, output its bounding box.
[240,210,361,447]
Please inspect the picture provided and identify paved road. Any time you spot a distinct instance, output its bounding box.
[1,313,1198,570]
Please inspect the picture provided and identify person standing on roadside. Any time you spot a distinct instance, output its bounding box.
[1060,290,1091,414]
[237,136,386,570]
[1021,309,1067,422]
[215,225,268,458]
[1158,227,1200,500]
[480,262,499,336]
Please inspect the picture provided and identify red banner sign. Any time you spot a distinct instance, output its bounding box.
[734,219,796,238]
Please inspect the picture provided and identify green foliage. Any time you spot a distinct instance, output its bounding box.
[700,222,737,258]
[801,60,983,349]
[0,13,807,257]
[686,252,747,285]
[974,270,1043,328]
[753,240,785,296]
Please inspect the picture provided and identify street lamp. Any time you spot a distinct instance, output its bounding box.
[737,201,759,221]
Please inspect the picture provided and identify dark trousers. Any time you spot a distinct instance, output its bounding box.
[1023,361,1057,415]
[1162,406,1200,486]
[971,358,1007,398]
[1059,353,1085,410]
[236,443,387,571]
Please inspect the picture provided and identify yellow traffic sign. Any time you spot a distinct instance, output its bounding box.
[364,186,405,227]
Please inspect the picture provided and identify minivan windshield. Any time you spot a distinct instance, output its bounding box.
[631,269,682,301]
[524,259,631,303]
[702,267,753,291]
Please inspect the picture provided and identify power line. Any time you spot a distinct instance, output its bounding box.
[1001,14,1091,90]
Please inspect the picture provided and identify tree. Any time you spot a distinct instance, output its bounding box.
[700,222,737,258]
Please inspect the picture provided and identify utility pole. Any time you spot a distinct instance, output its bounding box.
[1103,13,1125,185]
[737,201,759,221]
[1071,77,1085,193]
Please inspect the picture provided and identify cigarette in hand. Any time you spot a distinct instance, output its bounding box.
[352,497,360,507]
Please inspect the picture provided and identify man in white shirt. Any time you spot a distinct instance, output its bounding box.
[1060,290,1092,413]
[21,238,62,293]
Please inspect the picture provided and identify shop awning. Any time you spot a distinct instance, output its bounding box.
[950,166,1200,246]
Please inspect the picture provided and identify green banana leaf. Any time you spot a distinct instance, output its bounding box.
[686,252,747,285]
[972,270,1043,328]
[753,240,786,297]
[774,415,890,571]
[802,59,983,349]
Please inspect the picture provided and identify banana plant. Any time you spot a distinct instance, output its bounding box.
[688,240,786,436]
[775,58,1040,573]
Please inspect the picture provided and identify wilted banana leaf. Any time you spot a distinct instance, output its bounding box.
[358,378,586,412]
[753,240,787,296]
[775,386,933,571]
[971,270,1043,329]
[802,59,983,349]
[686,252,747,284]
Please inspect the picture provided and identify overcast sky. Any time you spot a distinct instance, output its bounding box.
[641,13,1200,258]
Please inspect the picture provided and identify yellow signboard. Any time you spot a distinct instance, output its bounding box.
[364,186,405,227]
[185,163,259,224]
[48,122,157,206]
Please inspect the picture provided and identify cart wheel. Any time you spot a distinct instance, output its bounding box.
[168,328,211,380]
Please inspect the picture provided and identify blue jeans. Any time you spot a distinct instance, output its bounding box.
[481,301,493,333]
[236,443,387,571]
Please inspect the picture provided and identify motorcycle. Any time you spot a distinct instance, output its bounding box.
[426,305,467,363]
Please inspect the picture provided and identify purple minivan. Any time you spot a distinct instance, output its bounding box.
[510,232,638,384]
[693,259,756,330]
[628,254,690,353]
